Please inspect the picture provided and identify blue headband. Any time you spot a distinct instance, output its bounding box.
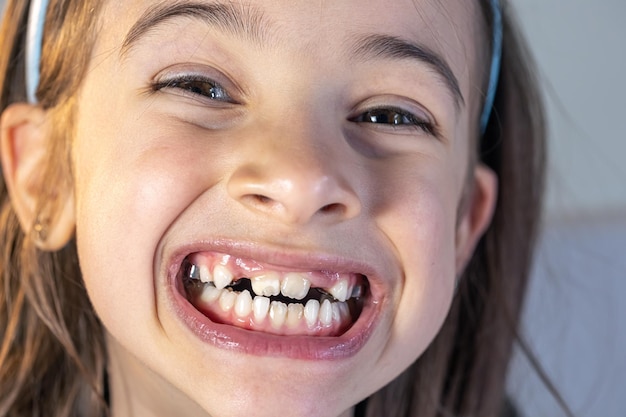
[25,0,50,104]
[481,0,503,134]
[25,0,503,129]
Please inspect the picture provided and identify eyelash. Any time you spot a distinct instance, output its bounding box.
[152,75,436,136]
[350,107,436,136]
[152,75,234,103]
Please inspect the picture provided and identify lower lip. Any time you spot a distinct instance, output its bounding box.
[166,259,382,360]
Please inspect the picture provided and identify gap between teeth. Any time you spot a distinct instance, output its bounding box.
[187,261,357,330]
[189,262,357,302]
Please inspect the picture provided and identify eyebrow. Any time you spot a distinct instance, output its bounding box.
[351,34,465,109]
[121,1,269,55]
[121,1,464,108]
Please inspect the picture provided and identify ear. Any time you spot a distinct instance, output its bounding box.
[455,164,498,274]
[0,103,75,251]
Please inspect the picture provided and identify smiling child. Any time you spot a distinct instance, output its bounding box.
[0,1,546,416]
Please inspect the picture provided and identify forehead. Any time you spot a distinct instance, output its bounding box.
[103,0,481,38]
[98,0,483,100]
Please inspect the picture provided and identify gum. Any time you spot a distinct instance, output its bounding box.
[187,252,361,292]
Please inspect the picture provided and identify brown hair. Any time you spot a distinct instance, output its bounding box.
[0,1,106,416]
[0,1,548,416]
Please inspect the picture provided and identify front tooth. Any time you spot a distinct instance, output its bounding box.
[286,303,304,328]
[319,299,333,326]
[304,299,320,328]
[251,272,280,297]
[218,289,236,312]
[235,290,253,317]
[269,301,287,329]
[328,279,349,302]
[281,273,311,300]
[199,264,212,283]
[200,285,222,304]
[213,265,234,289]
[253,296,270,322]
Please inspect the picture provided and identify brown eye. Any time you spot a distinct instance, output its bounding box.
[355,108,415,125]
[350,107,435,135]
[154,75,233,102]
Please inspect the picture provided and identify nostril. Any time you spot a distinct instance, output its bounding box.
[251,194,273,205]
[240,194,277,210]
[319,203,345,215]
[237,194,278,217]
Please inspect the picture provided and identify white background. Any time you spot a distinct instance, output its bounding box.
[1,0,624,416]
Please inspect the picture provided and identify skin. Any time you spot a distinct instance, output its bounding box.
[1,0,497,416]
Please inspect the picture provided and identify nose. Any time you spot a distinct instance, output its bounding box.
[226,132,362,225]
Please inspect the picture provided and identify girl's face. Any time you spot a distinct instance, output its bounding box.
[69,0,494,415]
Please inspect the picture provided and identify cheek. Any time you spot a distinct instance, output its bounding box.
[395,197,456,334]
[70,109,217,340]
[373,170,458,381]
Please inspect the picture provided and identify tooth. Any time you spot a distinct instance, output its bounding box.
[351,284,363,299]
[332,302,341,322]
[251,272,280,297]
[319,299,333,326]
[253,296,270,322]
[235,290,253,318]
[213,265,234,289]
[188,263,200,280]
[304,299,320,328]
[200,285,222,304]
[286,303,304,328]
[337,301,350,321]
[281,273,311,300]
[199,264,212,283]
[269,301,287,329]
[328,279,349,302]
[218,289,236,312]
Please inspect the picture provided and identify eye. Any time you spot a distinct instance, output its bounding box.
[350,107,435,135]
[153,75,234,103]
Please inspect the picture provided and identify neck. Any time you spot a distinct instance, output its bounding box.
[106,335,208,417]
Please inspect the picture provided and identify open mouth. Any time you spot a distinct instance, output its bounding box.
[178,252,368,337]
